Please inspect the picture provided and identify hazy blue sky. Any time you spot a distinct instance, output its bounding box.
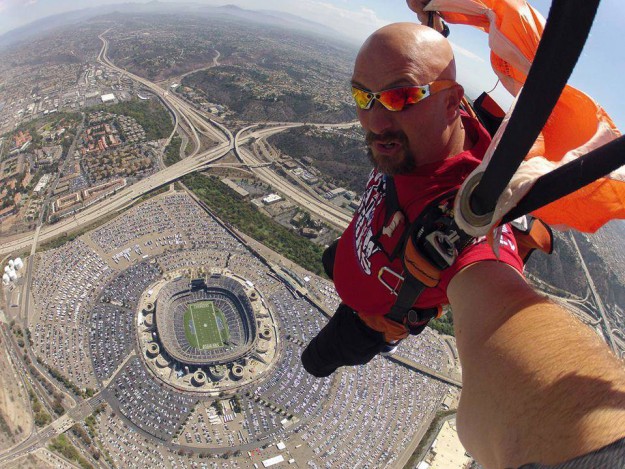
[1,0,623,128]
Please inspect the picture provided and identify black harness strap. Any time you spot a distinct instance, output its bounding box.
[371,176,409,262]
[384,175,400,225]
[386,276,427,324]
[381,180,471,333]
[500,135,625,224]
[383,176,409,261]
[469,0,602,218]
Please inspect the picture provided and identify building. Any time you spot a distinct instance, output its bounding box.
[261,455,284,467]
[101,93,116,103]
[0,205,17,221]
[33,174,52,194]
[34,145,63,169]
[282,160,298,170]
[262,193,282,205]
[221,178,250,198]
[300,228,318,239]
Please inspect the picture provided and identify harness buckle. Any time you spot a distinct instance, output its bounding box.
[377,266,404,296]
[423,230,460,269]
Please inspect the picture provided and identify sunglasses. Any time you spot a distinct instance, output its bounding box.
[351,80,457,112]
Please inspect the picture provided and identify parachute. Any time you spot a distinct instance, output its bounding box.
[425,0,625,235]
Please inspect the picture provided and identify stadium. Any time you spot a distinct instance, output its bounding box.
[154,274,258,367]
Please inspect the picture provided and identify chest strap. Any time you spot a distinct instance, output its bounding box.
[382,182,472,333]
[381,184,554,334]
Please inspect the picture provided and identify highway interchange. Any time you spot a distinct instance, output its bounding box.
[0,31,358,258]
[1,28,622,467]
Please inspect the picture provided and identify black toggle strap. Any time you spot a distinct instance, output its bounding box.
[469,0,602,218]
[500,135,625,224]
[385,273,439,336]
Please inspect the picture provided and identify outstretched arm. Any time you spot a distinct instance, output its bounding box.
[448,260,625,468]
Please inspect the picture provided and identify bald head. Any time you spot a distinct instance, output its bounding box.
[352,23,468,171]
[353,23,456,89]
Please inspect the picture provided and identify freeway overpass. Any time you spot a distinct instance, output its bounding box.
[1,33,360,256]
[233,125,353,230]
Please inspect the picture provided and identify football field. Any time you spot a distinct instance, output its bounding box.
[183,301,230,350]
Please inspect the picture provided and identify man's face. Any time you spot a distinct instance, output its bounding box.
[363,107,417,176]
[352,34,450,175]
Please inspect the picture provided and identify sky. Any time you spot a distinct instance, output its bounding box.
[0,0,624,128]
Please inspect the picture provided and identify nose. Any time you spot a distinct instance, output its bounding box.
[358,100,395,136]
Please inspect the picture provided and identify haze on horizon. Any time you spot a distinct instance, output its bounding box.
[1,0,624,129]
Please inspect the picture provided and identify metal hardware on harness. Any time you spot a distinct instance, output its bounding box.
[377,266,404,296]
[423,230,460,269]
[406,309,424,326]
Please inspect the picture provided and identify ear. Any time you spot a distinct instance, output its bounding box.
[446,84,464,121]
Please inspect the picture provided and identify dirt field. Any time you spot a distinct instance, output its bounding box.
[0,337,33,451]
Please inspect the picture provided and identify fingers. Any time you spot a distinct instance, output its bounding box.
[406,0,445,32]
[406,0,430,23]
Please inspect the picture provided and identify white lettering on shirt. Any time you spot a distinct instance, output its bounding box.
[354,171,385,275]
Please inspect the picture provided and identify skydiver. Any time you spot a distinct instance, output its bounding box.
[300,13,625,469]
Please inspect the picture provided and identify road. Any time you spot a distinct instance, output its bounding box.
[170,49,221,83]
[0,393,106,466]
[234,125,353,230]
[0,33,360,257]
[569,232,616,352]
[0,28,452,465]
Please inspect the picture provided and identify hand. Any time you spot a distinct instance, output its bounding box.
[406,0,429,22]
[406,0,445,32]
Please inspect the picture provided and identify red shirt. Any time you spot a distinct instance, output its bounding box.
[334,114,523,317]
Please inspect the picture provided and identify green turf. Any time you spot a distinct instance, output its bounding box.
[183,301,230,350]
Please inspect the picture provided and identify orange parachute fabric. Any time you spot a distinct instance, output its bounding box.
[426,0,625,233]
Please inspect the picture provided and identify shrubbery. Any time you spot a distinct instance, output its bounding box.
[428,311,455,336]
[92,99,174,141]
[183,173,325,276]
[49,434,94,469]
[164,135,183,166]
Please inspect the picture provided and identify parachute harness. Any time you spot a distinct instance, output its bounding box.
[374,176,552,336]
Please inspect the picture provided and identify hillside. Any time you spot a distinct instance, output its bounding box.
[268,126,369,192]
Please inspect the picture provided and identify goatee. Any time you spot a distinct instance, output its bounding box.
[366,131,416,176]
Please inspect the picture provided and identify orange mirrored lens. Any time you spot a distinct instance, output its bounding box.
[402,87,429,106]
[377,88,406,111]
[379,87,431,110]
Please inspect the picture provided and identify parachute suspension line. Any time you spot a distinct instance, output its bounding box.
[485,79,499,95]
[466,0,602,221]
[500,135,625,225]
[427,11,435,28]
